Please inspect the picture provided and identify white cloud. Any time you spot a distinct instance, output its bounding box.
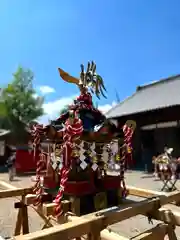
[38,95,117,125]
[39,85,55,94]
[33,93,38,98]
[38,95,77,124]
[98,101,117,114]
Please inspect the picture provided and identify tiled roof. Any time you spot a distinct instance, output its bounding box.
[106,74,180,118]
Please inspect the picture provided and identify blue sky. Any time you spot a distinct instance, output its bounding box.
[0,0,180,123]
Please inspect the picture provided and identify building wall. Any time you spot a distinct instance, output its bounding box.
[154,127,180,157]
[131,126,142,168]
[116,106,180,170]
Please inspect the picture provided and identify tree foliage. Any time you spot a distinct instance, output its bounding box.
[0,66,44,140]
[59,105,69,116]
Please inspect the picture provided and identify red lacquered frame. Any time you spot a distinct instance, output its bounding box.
[64,181,96,196]
[43,174,121,196]
[103,175,121,190]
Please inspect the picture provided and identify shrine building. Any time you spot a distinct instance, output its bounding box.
[106,74,180,171]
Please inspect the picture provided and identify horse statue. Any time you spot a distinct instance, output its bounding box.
[152,147,177,180]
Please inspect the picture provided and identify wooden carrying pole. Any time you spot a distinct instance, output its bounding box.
[127,186,165,198]
[41,185,169,217]
[0,188,32,199]
[0,181,179,239]
[0,180,32,199]
[0,180,17,190]
[14,190,180,240]
[67,214,168,240]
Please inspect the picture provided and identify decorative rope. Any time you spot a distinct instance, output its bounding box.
[119,144,127,197]
[123,124,134,168]
[31,124,46,206]
[119,124,134,197]
[71,92,98,112]
[53,112,83,217]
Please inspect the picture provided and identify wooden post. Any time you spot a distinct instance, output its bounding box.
[87,222,101,240]
[70,197,80,216]
[167,225,177,240]
[31,206,53,229]
[0,182,32,236]
[14,196,30,235]
[14,208,23,236]
[43,200,70,217]
[21,195,29,234]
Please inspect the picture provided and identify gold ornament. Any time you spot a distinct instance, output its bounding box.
[116,154,120,161]
[125,120,136,131]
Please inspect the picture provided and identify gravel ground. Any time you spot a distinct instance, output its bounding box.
[0,171,180,239]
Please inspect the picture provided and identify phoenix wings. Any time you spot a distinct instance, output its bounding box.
[58,61,107,99]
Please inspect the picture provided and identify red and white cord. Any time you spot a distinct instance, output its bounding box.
[53,113,83,216]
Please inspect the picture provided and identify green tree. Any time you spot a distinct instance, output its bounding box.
[0,88,7,117]
[0,102,7,117]
[59,105,69,115]
[0,66,44,140]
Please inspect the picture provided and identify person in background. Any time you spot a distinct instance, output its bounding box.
[6,146,16,181]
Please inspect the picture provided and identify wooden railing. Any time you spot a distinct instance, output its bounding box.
[0,180,180,239]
